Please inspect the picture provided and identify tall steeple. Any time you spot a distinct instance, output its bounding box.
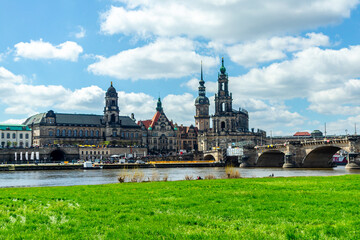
[194,61,210,132]
[198,61,206,97]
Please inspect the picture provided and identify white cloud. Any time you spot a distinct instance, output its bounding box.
[163,93,196,125]
[88,37,217,80]
[227,33,330,67]
[0,118,27,125]
[117,91,156,120]
[75,26,86,39]
[0,67,103,115]
[14,39,83,62]
[308,79,360,115]
[101,0,358,41]
[230,45,360,102]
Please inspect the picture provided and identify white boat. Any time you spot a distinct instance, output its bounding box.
[83,161,103,169]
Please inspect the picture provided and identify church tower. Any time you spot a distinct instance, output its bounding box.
[212,58,236,133]
[103,82,121,141]
[104,82,120,125]
[194,62,210,132]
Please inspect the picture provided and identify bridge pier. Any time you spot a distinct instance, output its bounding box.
[282,153,295,168]
[239,156,249,168]
[345,153,360,169]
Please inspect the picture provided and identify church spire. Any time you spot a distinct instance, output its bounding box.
[198,61,206,97]
[220,57,226,74]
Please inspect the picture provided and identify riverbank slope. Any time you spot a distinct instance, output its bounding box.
[0,175,359,239]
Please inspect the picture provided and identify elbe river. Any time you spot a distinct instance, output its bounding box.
[0,166,359,188]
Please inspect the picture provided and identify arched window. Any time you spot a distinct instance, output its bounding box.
[95,130,99,137]
[7,133,10,138]
[12,133,16,139]
[56,129,60,136]
[79,130,83,137]
[111,114,116,123]
[90,130,94,137]
[68,130,72,136]
[19,133,23,139]
[221,121,225,129]
[49,130,53,136]
[62,130,66,137]
[25,133,29,139]
[85,130,88,137]
[74,130,77,137]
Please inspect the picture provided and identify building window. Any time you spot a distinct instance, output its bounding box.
[49,130,53,136]
[62,130,66,137]
[121,132,124,138]
[1,133,3,138]
[26,134,29,139]
[19,133,23,139]
[90,130,94,137]
[79,130,83,137]
[112,131,117,137]
[68,130,72,136]
[25,142,29,147]
[12,133,16,139]
[96,130,99,137]
[131,133,134,138]
[74,130,77,137]
[56,129,60,136]
[85,130,89,137]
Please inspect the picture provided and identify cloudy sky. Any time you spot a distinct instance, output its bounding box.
[1,0,360,136]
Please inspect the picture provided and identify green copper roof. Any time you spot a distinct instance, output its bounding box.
[220,57,226,74]
[0,124,31,131]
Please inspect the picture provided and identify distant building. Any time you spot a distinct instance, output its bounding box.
[311,130,323,137]
[196,58,266,151]
[0,124,32,148]
[177,125,198,152]
[23,82,143,147]
[293,132,311,137]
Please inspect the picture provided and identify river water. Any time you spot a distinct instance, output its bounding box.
[0,166,359,188]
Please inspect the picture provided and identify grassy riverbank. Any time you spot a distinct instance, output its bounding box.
[0,175,359,239]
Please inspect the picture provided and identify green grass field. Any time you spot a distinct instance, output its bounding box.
[0,175,359,239]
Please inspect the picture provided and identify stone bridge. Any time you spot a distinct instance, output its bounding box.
[250,137,360,169]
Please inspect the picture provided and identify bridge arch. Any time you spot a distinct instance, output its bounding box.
[302,145,341,168]
[50,149,66,162]
[256,150,285,167]
[204,154,216,161]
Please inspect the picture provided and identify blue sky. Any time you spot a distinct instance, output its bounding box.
[1,0,360,136]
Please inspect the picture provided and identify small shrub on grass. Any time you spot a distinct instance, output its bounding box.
[131,170,145,182]
[204,174,216,180]
[184,175,193,180]
[117,173,128,183]
[150,172,160,182]
[163,174,168,182]
[225,166,241,178]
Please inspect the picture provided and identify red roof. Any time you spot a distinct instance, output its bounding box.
[138,120,152,129]
[293,131,311,136]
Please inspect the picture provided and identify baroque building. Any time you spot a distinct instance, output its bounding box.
[138,98,178,154]
[196,58,266,151]
[23,83,143,147]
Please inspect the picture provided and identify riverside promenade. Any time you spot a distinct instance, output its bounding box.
[0,161,223,171]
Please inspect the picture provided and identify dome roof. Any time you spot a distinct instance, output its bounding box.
[195,96,210,105]
[106,82,117,97]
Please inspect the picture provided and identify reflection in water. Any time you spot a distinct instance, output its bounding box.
[0,166,359,188]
